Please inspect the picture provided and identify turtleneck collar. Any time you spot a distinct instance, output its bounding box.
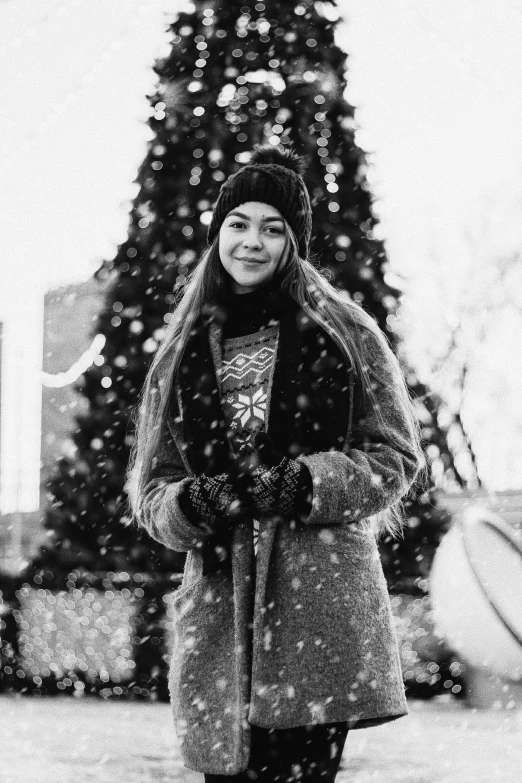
[220,274,296,338]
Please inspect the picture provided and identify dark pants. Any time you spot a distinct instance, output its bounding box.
[204,722,349,783]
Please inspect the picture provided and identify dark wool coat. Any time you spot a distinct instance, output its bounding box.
[138,304,423,776]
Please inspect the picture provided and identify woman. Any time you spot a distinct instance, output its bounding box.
[129,145,425,782]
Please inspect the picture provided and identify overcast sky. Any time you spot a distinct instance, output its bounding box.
[1,0,521,511]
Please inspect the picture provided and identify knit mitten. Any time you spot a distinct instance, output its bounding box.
[252,455,312,517]
[228,430,313,519]
[178,473,248,535]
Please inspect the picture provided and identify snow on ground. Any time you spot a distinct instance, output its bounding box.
[0,694,521,783]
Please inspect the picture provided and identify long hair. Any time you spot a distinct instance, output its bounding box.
[126,222,426,539]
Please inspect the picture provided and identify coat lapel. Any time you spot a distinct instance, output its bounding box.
[177,315,231,477]
[267,306,354,457]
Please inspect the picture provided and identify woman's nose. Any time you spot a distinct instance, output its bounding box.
[242,228,262,248]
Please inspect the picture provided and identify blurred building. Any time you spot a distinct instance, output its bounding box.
[40,276,109,508]
[0,276,108,573]
[0,320,2,492]
[0,319,42,572]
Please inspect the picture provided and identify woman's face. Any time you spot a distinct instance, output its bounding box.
[218,201,288,294]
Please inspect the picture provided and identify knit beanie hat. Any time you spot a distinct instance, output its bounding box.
[207,144,313,258]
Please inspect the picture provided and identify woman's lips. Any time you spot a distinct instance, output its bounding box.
[237,257,267,264]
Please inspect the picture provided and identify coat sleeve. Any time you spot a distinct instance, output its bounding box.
[296,326,423,526]
[136,382,208,553]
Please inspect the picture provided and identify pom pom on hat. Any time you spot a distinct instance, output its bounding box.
[207,144,313,258]
[249,143,308,176]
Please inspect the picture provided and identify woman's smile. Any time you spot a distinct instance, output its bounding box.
[236,256,267,264]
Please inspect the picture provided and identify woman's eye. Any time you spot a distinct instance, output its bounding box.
[227,222,283,234]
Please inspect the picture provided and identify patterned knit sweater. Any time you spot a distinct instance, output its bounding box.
[220,325,279,554]
[220,325,279,433]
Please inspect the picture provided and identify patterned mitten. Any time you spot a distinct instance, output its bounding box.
[253,454,313,517]
[228,430,313,519]
[178,473,248,535]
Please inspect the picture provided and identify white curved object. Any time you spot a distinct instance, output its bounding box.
[430,505,522,682]
[41,333,106,387]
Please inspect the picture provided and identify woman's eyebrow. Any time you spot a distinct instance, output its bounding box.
[227,210,284,223]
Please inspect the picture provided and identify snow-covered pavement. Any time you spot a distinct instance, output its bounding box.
[0,694,521,783]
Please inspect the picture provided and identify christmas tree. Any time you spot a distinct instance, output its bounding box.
[33,0,471,585]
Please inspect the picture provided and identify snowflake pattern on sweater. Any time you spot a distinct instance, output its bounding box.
[221,326,278,432]
[227,388,268,427]
[220,325,279,554]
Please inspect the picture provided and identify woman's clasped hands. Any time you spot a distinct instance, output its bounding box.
[179,429,313,536]
[227,429,313,520]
